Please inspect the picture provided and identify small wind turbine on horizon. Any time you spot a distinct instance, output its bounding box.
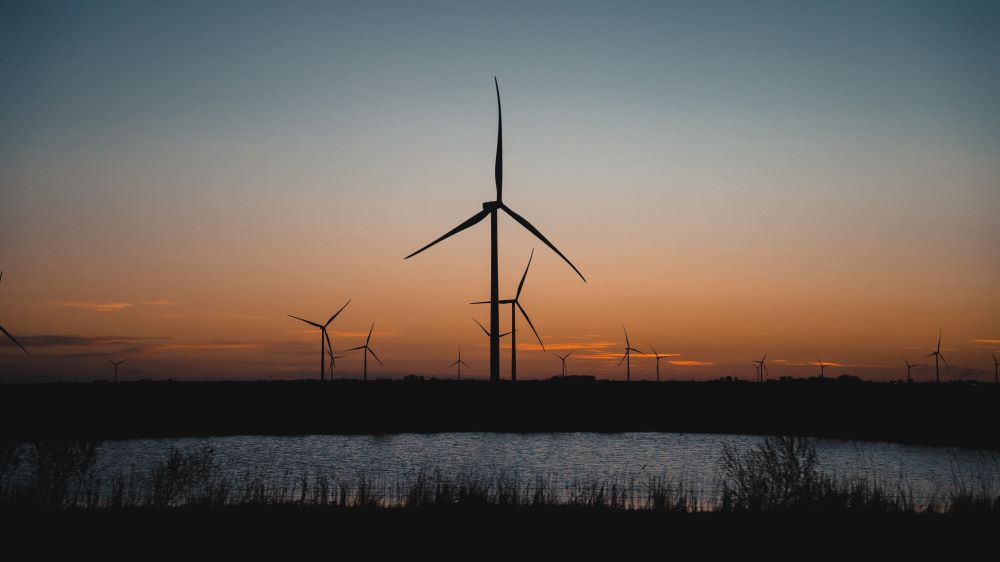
[617,327,644,382]
[925,330,949,384]
[472,249,544,382]
[991,352,998,384]
[0,271,29,356]
[552,350,572,377]
[816,358,827,379]
[753,352,768,382]
[106,358,127,384]
[404,78,585,383]
[288,299,351,382]
[450,347,470,380]
[903,357,925,383]
[345,322,382,381]
[650,346,669,382]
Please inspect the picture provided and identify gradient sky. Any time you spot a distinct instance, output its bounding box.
[1,0,998,382]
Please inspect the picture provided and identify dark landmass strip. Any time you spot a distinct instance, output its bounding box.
[1,378,998,449]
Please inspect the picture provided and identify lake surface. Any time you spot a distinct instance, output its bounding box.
[87,433,1000,504]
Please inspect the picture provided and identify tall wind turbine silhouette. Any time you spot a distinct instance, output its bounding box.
[617,327,643,382]
[753,352,768,382]
[288,299,351,381]
[903,357,925,383]
[992,352,998,384]
[405,78,585,383]
[106,358,127,384]
[346,322,382,381]
[553,350,572,377]
[816,358,827,379]
[472,249,544,382]
[450,347,470,380]
[650,346,671,382]
[0,272,29,356]
[925,330,949,384]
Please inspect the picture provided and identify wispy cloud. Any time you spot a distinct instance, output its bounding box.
[144,300,176,306]
[973,339,1000,347]
[52,301,132,312]
[145,340,267,353]
[669,360,714,366]
[17,335,169,347]
[520,341,617,352]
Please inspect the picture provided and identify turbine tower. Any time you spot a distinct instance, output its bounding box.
[617,326,643,382]
[106,358,127,384]
[345,322,382,381]
[650,346,669,382]
[288,299,351,381]
[405,78,585,383]
[472,249,544,382]
[925,330,949,384]
[0,271,29,356]
[450,347,470,380]
[902,357,925,383]
[753,352,768,382]
[552,350,572,377]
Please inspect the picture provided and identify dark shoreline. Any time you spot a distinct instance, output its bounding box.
[2,379,998,449]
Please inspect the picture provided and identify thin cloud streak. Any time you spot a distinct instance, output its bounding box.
[51,301,132,312]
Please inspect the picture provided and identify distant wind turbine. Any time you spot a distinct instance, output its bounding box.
[617,327,644,382]
[450,347,470,380]
[288,299,351,381]
[903,357,925,383]
[753,352,768,382]
[472,249,544,382]
[404,78,585,383]
[345,322,382,381]
[106,358,127,384]
[650,346,669,382]
[552,350,572,377]
[0,271,29,356]
[925,330,949,384]
[816,358,827,379]
[992,352,998,385]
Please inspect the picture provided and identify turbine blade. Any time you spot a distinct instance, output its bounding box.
[473,318,490,337]
[106,358,115,366]
[344,346,365,352]
[118,360,128,366]
[450,360,460,368]
[940,354,949,369]
[500,204,586,282]
[651,345,657,357]
[366,322,374,345]
[623,326,630,348]
[460,360,470,368]
[405,209,491,260]
[499,331,513,338]
[495,76,502,202]
[325,299,352,327]
[0,326,29,355]
[470,301,492,305]
[516,249,534,299]
[617,353,626,367]
[288,315,323,329]
[937,330,942,352]
[515,301,544,350]
[368,347,383,366]
[628,347,643,354]
[566,350,573,358]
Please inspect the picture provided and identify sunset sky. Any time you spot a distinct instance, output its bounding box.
[1,0,998,382]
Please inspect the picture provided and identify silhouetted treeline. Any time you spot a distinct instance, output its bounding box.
[1,379,998,449]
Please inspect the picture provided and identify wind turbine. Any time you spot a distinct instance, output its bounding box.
[552,350,572,377]
[472,249,544,382]
[650,346,670,382]
[0,271,29,356]
[991,352,998,384]
[288,299,351,381]
[925,330,949,384]
[450,347,470,380]
[816,358,827,379]
[345,322,382,381]
[106,358,127,383]
[753,352,768,382]
[617,327,644,382]
[903,357,925,383]
[404,78,585,383]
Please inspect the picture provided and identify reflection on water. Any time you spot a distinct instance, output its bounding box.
[90,433,1000,501]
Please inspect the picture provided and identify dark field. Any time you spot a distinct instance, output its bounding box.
[2,378,998,449]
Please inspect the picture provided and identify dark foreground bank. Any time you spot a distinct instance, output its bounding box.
[2,379,998,448]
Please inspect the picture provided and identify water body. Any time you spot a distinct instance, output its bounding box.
[87,433,1000,503]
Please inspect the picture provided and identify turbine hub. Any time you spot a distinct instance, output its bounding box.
[482,201,500,211]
